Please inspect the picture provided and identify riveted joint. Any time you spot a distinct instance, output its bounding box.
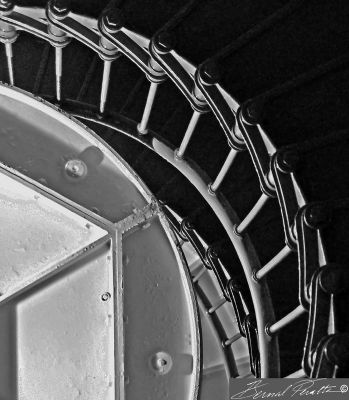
[228,279,242,293]
[100,7,124,34]
[318,265,349,295]
[48,0,71,20]
[303,203,332,230]
[0,0,14,15]
[153,31,175,55]
[276,150,300,174]
[181,218,194,233]
[206,245,219,261]
[0,22,18,44]
[325,334,349,369]
[198,61,221,86]
[241,99,264,126]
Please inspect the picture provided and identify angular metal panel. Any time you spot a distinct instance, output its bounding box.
[122,215,199,400]
[0,171,108,301]
[16,240,114,400]
[0,85,200,400]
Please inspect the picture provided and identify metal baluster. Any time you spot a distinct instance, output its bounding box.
[208,297,227,314]
[254,245,292,281]
[5,41,14,85]
[224,332,242,346]
[176,110,201,159]
[100,60,112,113]
[266,305,305,335]
[47,1,71,102]
[209,148,238,193]
[137,81,159,134]
[235,193,269,235]
[55,46,63,101]
[98,10,121,114]
[0,1,17,85]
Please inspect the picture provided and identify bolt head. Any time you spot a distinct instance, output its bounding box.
[207,246,219,260]
[149,351,172,375]
[101,292,111,301]
[154,31,175,54]
[277,150,300,173]
[319,265,348,295]
[0,0,13,12]
[50,0,71,17]
[64,159,87,179]
[199,61,220,85]
[102,8,124,32]
[325,334,349,368]
[229,279,242,293]
[183,218,194,231]
[304,203,331,229]
[241,99,264,125]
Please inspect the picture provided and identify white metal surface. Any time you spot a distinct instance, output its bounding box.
[0,84,200,400]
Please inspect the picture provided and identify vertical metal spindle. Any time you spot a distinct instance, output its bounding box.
[208,297,227,314]
[176,110,201,159]
[47,0,72,101]
[236,193,269,235]
[209,148,238,193]
[137,81,158,134]
[100,60,112,114]
[5,42,14,85]
[224,333,242,347]
[267,305,305,335]
[254,245,292,280]
[55,46,63,101]
[328,294,336,334]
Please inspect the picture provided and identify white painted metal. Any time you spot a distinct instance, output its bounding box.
[268,305,306,335]
[54,47,63,101]
[236,193,269,235]
[5,42,14,85]
[255,245,292,280]
[176,111,201,159]
[100,60,112,114]
[0,84,200,400]
[209,148,238,193]
[137,81,158,134]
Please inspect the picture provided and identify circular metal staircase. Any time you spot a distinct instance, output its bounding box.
[0,0,348,398]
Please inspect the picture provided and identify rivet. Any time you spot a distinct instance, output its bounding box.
[150,351,172,375]
[64,159,87,179]
[101,292,111,301]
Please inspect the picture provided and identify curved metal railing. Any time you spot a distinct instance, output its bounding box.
[2,0,344,378]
